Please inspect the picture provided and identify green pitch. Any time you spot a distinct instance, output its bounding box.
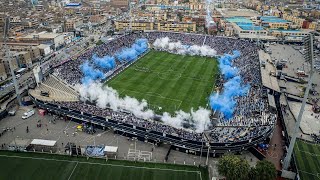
[107,50,218,114]
[294,139,320,180]
[0,151,208,180]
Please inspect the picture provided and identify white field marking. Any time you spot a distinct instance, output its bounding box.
[132,63,211,83]
[296,144,320,157]
[56,119,73,141]
[298,170,320,179]
[123,89,182,103]
[68,162,78,180]
[298,140,320,147]
[0,154,201,174]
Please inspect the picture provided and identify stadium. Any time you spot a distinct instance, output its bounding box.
[29,31,276,156]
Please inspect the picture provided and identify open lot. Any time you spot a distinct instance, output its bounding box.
[294,140,320,180]
[107,50,218,114]
[0,151,207,180]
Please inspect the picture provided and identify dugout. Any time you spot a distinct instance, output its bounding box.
[28,139,57,153]
[104,146,118,157]
[8,138,32,151]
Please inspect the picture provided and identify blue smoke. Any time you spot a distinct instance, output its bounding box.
[92,54,116,70]
[116,38,148,62]
[219,50,241,79]
[209,51,250,119]
[80,61,104,85]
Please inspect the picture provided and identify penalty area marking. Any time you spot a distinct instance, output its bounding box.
[68,162,78,180]
[0,154,202,179]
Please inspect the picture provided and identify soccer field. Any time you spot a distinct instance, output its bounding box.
[0,151,208,180]
[107,50,218,114]
[294,140,320,180]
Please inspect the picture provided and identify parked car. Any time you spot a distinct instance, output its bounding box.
[22,109,35,119]
[8,109,16,116]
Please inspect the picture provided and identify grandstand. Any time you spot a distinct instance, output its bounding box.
[29,31,276,155]
[29,75,78,102]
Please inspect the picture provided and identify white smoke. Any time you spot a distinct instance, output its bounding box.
[79,83,154,119]
[153,37,217,57]
[205,0,216,28]
[78,82,211,133]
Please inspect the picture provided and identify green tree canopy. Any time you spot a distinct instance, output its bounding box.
[218,154,250,180]
[252,160,277,180]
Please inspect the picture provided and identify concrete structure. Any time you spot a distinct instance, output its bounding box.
[64,18,83,32]
[269,29,312,38]
[6,45,41,63]
[260,16,291,30]
[111,0,129,9]
[115,20,196,32]
[0,61,7,81]
[37,44,51,56]
[11,51,32,68]
[15,32,65,50]
[0,51,19,76]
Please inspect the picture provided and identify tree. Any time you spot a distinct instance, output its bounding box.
[96,40,103,46]
[251,160,277,180]
[218,154,250,180]
[177,12,183,22]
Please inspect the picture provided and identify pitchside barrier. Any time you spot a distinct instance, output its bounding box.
[29,95,274,156]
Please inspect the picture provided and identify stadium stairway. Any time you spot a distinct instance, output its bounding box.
[29,76,79,102]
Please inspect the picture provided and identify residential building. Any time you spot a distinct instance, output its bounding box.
[11,51,32,68]
[0,51,19,76]
[111,0,129,9]
[260,16,291,30]
[64,18,83,32]
[7,45,41,63]
[15,32,65,50]
[115,20,154,31]
[114,20,196,32]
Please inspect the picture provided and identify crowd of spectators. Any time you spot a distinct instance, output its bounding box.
[47,31,275,143]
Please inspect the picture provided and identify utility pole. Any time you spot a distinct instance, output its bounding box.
[206,143,210,166]
[3,17,22,106]
[282,33,315,171]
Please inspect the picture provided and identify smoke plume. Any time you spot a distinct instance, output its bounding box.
[209,51,250,119]
[79,82,211,133]
[80,61,104,85]
[93,54,116,70]
[116,38,149,62]
[153,37,217,57]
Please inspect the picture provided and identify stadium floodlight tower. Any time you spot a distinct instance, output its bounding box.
[3,17,22,106]
[282,33,315,172]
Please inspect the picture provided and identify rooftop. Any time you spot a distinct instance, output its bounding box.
[260,16,289,23]
[236,22,264,31]
[226,17,252,24]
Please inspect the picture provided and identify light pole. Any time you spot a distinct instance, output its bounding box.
[3,17,22,106]
[283,34,315,171]
[206,143,210,166]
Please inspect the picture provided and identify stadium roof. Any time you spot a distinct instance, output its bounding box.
[104,146,118,153]
[259,50,280,92]
[31,139,57,146]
